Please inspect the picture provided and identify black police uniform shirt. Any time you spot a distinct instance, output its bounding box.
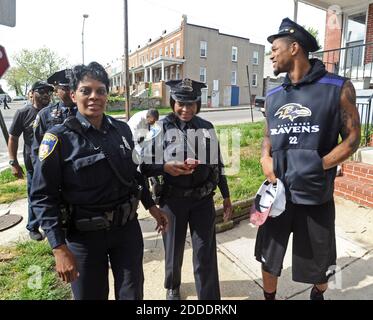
[141,113,230,198]
[33,101,78,146]
[8,103,41,172]
[31,112,155,249]
[266,59,346,205]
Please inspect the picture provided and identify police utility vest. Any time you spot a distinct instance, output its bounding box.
[266,59,346,205]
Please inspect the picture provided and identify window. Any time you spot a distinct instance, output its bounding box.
[252,73,258,87]
[200,41,207,57]
[176,65,180,79]
[231,71,237,85]
[159,47,162,57]
[165,46,169,57]
[170,43,174,57]
[200,67,207,83]
[232,46,238,62]
[176,40,181,57]
[253,51,259,65]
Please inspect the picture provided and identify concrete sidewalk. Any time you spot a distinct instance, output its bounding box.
[1,196,372,300]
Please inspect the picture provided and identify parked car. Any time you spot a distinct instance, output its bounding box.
[254,96,265,116]
[12,95,27,101]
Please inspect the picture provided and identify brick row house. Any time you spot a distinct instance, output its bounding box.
[106,15,264,107]
[298,0,373,206]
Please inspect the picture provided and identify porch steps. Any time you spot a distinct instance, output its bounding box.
[353,147,373,165]
[334,161,373,208]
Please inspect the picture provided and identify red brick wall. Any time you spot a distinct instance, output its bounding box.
[365,3,373,64]
[334,162,373,207]
[323,11,343,73]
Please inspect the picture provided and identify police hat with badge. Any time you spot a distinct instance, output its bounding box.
[166,78,206,113]
[267,17,319,53]
[47,69,72,88]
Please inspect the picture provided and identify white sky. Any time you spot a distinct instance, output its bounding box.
[0,0,326,93]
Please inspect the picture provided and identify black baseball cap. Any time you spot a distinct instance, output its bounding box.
[31,81,54,92]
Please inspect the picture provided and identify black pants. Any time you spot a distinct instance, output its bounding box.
[26,170,40,231]
[66,218,144,300]
[255,199,336,284]
[161,194,220,300]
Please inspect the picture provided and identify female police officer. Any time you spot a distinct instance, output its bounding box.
[140,78,232,300]
[31,62,167,300]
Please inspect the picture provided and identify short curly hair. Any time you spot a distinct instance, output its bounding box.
[69,61,110,92]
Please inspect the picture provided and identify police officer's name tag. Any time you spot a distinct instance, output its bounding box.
[39,133,58,161]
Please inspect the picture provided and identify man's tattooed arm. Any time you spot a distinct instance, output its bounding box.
[322,80,361,170]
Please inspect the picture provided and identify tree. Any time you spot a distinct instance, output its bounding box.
[304,26,322,50]
[4,47,69,96]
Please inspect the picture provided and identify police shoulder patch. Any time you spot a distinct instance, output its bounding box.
[39,133,59,161]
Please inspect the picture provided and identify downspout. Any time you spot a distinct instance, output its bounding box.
[294,0,299,22]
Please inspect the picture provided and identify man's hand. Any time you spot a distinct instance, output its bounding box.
[52,244,79,283]
[164,161,194,176]
[149,205,169,233]
[260,156,276,183]
[223,197,233,222]
[11,163,24,179]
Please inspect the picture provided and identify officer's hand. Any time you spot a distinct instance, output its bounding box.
[223,197,233,222]
[11,164,24,179]
[164,161,194,176]
[149,205,169,233]
[260,156,277,183]
[52,244,79,283]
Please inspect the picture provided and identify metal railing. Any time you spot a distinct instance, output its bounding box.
[356,94,373,146]
[311,42,373,81]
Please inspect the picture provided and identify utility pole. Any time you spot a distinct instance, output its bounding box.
[82,14,89,64]
[124,0,130,120]
[246,65,254,123]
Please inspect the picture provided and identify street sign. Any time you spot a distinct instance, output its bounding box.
[0,46,10,78]
[0,0,16,27]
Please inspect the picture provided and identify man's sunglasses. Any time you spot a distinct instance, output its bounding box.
[34,89,52,95]
[57,85,70,91]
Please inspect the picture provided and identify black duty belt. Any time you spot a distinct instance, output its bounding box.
[164,182,216,200]
[73,196,139,232]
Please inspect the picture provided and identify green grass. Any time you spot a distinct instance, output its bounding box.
[106,107,171,117]
[214,122,265,204]
[0,166,27,204]
[0,241,71,300]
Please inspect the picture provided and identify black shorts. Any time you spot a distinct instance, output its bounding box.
[254,199,336,284]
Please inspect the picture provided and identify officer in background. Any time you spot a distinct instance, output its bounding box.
[8,81,54,241]
[30,62,168,300]
[32,69,77,149]
[141,78,233,300]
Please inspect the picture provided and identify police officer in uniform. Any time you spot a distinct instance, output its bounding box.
[33,69,77,149]
[141,78,233,300]
[30,62,168,300]
[257,18,361,300]
[8,80,54,241]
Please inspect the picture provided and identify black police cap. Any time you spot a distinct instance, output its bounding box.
[47,69,72,86]
[166,78,206,102]
[267,17,319,53]
[31,81,54,92]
